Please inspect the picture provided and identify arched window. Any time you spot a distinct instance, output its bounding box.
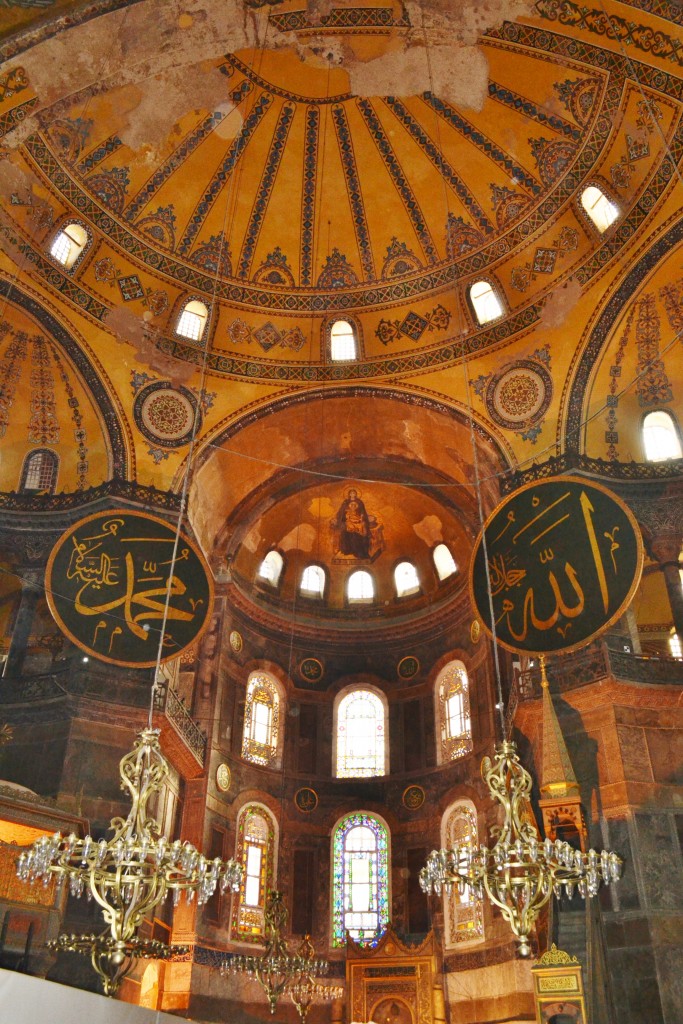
[347,569,374,604]
[176,299,209,341]
[49,223,89,269]
[300,564,326,598]
[334,687,387,778]
[331,812,390,947]
[330,319,357,361]
[580,185,619,232]
[433,543,457,581]
[442,801,484,947]
[435,661,472,764]
[469,280,503,325]
[231,803,277,942]
[394,561,420,597]
[242,672,283,768]
[20,449,58,493]
[258,549,284,587]
[643,410,682,461]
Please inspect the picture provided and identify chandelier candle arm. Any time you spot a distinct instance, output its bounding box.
[17,729,243,952]
[420,741,622,957]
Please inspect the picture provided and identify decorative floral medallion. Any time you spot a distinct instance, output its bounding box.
[402,785,425,811]
[133,382,200,448]
[229,630,243,653]
[216,763,231,793]
[397,655,420,680]
[485,360,552,431]
[294,787,318,813]
[299,657,324,683]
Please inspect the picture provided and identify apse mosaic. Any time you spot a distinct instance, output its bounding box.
[330,488,385,563]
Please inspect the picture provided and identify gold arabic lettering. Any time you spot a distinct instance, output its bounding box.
[498,562,585,642]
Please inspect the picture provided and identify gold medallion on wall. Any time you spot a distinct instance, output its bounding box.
[216,763,231,793]
[294,787,318,813]
[402,785,425,811]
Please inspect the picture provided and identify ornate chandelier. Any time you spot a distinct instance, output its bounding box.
[420,739,622,956]
[17,728,242,986]
[48,930,188,997]
[288,935,344,1022]
[221,890,334,1015]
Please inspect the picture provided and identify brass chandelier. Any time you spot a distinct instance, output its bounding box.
[17,727,242,988]
[420,737,622,957]
[47,930,188,997]
[221,890,337,1016]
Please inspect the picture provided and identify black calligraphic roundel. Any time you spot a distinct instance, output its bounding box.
[469,477,643,656]
[45,510,214,667]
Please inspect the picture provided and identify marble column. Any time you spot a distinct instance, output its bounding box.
[2,569,43,680]
[650,533,683,637]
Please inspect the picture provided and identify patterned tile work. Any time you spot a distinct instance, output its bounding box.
[604,306,634,460]
[535,0,683,67]
[77,134,122,175]
[126,82,252,222]
[226,53,352,105]
[566,217,683,454]
[28,335,58,445]
[331,104,375,281]
[300,105,319,287]
[384,97,493,235]
[178,92,272,256]
[510,225,579,292]
[0,66,29,103]
[268,5,411,32]
[423,91,542,196]
[375,304,451,345]
[227,317,308,353]
[237,103,295,280]
[356,98,438,264]
[0,97,37,138]
[488,80,581,140]
[0,326,27,438]
[0,280,122,476]
[50,342,89,488]
[635,294,673,408]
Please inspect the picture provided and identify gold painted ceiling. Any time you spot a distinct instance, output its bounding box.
[0,0,681,626]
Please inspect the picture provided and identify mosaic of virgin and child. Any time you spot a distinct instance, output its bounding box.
[330,488,384,562]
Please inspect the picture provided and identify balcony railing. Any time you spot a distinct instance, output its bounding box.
[512,641,683,708]
[153,680,207,774]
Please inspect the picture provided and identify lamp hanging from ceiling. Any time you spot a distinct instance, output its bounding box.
[420,662,622,957]
[221,890,336,1015]
[47,930,188,997]
[17,728,242,990]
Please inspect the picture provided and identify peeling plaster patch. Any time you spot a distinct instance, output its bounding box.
[255,427,308,467]
[279,523,317,553]
[540,278,582,329]
[242,524,262,553]
[104,305,196,383]
[0,157,38,202]
[413,514,443,547]
[308,495,335,520]
[116,66,235,152]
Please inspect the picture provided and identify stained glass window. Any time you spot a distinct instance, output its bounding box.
[436,661,472,763]
[242,672,282,768]
[332,812,389,947]
[231,804,277,942]
[335,688,386,778]
[442,801,484,946]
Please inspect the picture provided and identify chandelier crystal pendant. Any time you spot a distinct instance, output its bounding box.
[221,890,332,1015]
[288,936,345,1023]
[420,739,622,957]
[17,728,243,969]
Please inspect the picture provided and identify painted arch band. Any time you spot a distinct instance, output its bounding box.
[469,477,644,657]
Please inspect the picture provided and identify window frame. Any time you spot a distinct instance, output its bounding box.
[19,449,59,494]
[641,408,683,462]
[330,810,391,949]
[333,684,388,779]
[47,220,91,272]
[325,316,363,363]
[434,660,473,765]
[257,549,285,590]
[174,296,210,344]
[466,276,505,327]
[441,800,484,949]
[432,542,457,583]
[231,802,278,944]
[346,568,375,606]
[299,562,327,601]
[577,180,620,235]
[393,559,421,599]
[241,671,284,769]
